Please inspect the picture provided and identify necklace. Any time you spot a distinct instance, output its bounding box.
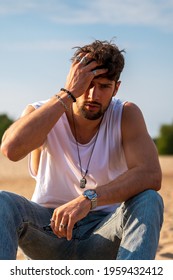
[71,109,103,188]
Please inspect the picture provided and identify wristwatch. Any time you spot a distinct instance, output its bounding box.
[82,189,97,209]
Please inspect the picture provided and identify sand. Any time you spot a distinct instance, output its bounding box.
[0,153,172,260]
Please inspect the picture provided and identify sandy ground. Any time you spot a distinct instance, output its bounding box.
[0,153,172,260]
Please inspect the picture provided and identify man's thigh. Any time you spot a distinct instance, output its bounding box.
[20,208,122,260]
[73,208,123,260]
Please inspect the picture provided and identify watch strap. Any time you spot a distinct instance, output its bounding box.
[82,189,97,209]
[91,197,97,209]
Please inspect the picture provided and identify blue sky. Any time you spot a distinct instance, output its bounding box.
[0,0,173,137]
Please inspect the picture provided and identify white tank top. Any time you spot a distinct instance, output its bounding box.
[29,97,128,212]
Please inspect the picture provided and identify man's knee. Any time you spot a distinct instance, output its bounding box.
[0,191,22,218]
[127,189,163,207]
[0,190,13,208]
[124,190,164,224]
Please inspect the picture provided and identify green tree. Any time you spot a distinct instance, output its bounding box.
[156,123,173,155]
[0,114,13,143]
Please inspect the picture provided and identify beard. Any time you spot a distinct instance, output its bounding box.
[77,101,109,120]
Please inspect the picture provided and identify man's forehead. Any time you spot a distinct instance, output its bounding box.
[93,77,115,85]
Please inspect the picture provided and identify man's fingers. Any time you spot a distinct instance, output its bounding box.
[66,216,75,241]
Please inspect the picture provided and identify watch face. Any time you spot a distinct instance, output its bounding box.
[83,189,97,199]
[86,190,95,196]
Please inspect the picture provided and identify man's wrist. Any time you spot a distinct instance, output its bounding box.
[82,189,98,210]
[60,88,76,102]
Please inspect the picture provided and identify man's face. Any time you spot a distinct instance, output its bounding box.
[75,77,119,120]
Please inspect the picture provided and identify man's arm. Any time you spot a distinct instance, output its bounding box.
[1,55,107,162]
[96,102,162,205]
[0,94,72,161]
[50,102,162,241]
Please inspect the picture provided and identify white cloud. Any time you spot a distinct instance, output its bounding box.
[0,0,173,31]
[0,0,36,15]
[51,0,173,31]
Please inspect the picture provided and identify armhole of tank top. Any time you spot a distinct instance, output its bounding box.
[120,101,128,144]
[28,153,36,179]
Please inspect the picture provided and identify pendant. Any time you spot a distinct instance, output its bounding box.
[80,177,87,188]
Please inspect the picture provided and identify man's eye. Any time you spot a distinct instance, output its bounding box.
[100,84,109,88]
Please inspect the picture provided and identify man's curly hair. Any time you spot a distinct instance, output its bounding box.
[71,39,125,82]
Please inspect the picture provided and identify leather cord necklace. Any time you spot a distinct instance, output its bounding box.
[71,109,103,188]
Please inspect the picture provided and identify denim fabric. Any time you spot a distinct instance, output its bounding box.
[0,189,163,260]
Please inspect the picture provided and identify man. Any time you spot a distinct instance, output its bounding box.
[1,39,163,260]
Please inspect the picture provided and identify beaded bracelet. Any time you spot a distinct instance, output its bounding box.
[55,94,69,111]
[60,88,76,102]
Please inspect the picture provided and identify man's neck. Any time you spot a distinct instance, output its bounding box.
[66,108,103,144]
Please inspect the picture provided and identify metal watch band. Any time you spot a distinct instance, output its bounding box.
[91,197,97,209]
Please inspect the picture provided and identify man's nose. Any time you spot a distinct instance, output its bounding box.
[88,86,99,100]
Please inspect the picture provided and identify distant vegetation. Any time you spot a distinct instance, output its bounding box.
[0,114,13,143]
[0,114,173,155]
[154,123,173,155]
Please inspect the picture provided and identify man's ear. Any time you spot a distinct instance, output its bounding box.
[113,81,121,97]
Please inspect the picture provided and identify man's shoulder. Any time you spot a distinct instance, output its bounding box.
[109,97,126,112]
[29,99,50,109]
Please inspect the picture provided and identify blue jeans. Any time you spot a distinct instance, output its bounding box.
[0,189,163,260]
